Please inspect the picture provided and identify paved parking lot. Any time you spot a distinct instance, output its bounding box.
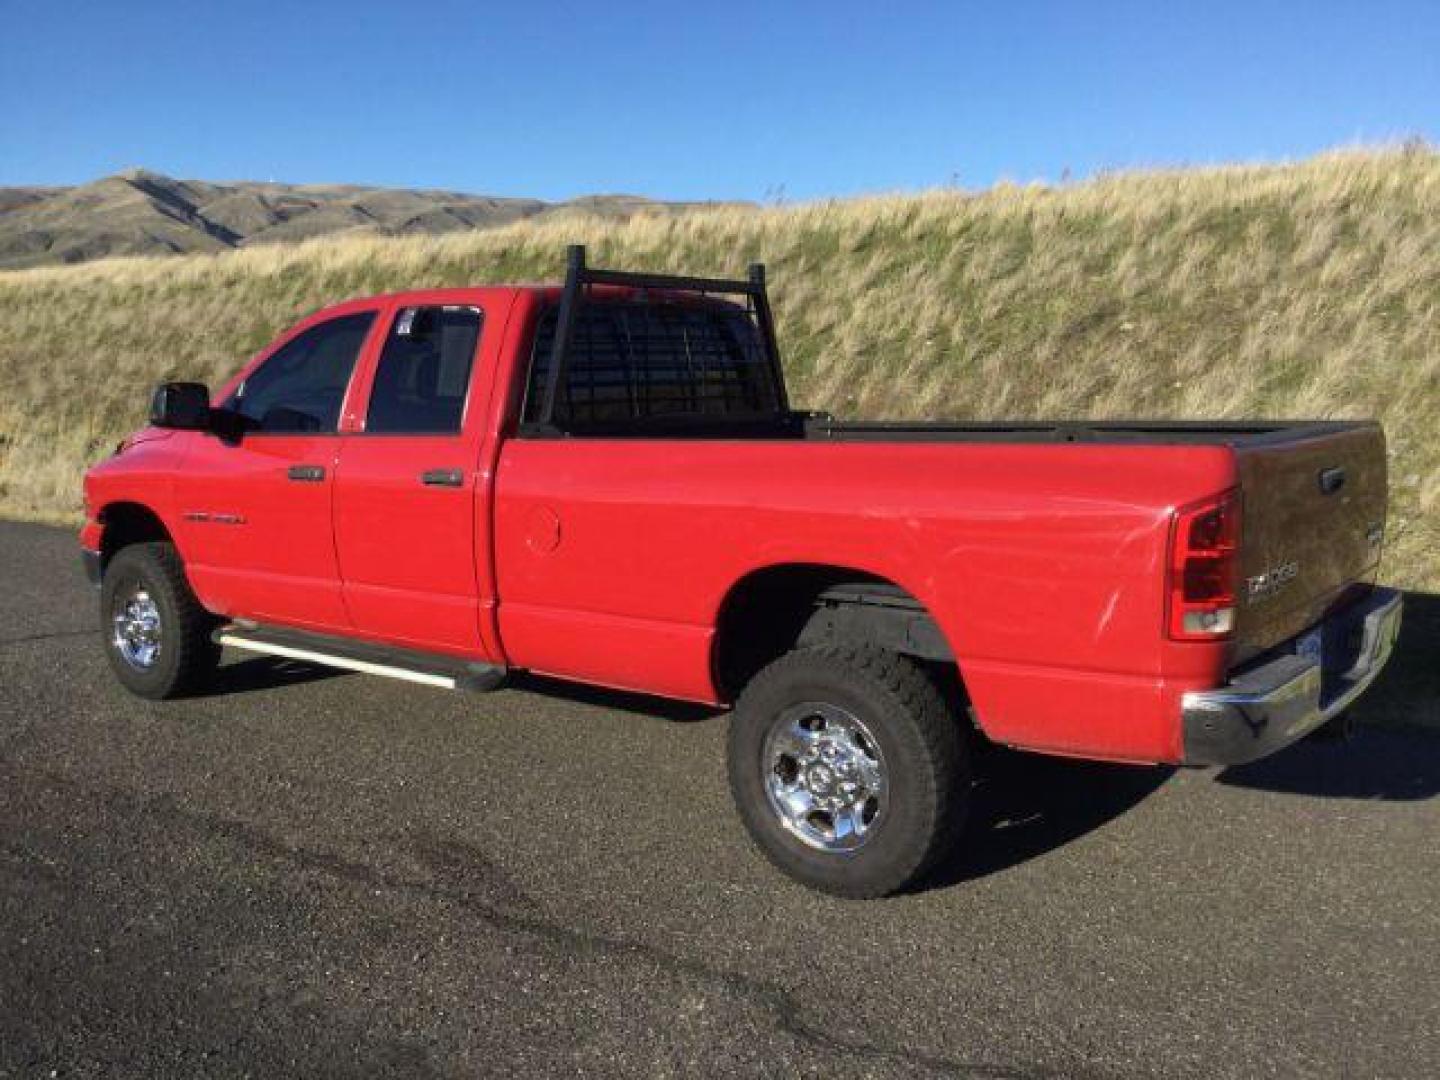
[2,519,1437,1077]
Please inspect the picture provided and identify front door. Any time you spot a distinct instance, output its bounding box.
[332,302,493,657]
[177,308,379,632]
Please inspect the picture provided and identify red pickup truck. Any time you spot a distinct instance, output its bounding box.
[82,246,1402,896]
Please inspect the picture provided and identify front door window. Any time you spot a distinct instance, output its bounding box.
[228,312,375,433]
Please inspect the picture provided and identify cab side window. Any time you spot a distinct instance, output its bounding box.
[229,312,375,433]
[365,306,482,435]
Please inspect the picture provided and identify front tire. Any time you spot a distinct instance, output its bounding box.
[727,645,969,898]
[101,542,220,700]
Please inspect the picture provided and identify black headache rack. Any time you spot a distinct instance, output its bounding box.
[523,244,790,435]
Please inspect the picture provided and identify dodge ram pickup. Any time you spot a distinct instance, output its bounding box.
[82,245,1402,896]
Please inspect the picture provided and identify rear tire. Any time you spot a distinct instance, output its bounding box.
[727,645,969,898]
[101,542,220,700]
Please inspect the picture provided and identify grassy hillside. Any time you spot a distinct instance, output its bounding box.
[0,147,1435,591]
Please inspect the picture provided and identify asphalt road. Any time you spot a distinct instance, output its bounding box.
[2,519,1438,1078]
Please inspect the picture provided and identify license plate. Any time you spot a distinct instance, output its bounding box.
[1296,626,1324,666]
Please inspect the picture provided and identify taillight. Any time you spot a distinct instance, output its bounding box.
[1167,489,1240,640]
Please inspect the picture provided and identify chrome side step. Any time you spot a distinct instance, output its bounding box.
[217,633,458,688]
[214,623,507,692]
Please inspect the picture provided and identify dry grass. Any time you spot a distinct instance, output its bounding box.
[1,146,1436,589]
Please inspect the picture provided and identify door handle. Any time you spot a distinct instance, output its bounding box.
[420,468,464,488]
[287,464,326,482]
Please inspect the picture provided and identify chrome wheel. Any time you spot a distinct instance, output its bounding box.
[111,587,162,670]
[762,702,888,853]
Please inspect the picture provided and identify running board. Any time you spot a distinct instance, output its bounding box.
[214,623,507,692]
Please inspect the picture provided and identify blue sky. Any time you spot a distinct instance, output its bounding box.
[1,1,1436,200]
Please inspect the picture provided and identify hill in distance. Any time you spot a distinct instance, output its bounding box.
[0,169,734,269]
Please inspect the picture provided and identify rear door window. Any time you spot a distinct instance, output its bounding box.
[365,306,482,434]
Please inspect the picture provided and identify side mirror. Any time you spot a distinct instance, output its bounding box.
[149,381,211,430]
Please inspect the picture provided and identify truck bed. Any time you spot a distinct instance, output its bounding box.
[818,417,1388,662]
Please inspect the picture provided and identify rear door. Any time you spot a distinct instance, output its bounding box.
[494,297,786,697]
[332,300,501,658]
[178,309,378,632]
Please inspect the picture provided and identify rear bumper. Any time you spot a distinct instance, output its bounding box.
[1181,587,1402,766]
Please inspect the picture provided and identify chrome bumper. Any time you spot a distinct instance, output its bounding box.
[1181,588,1403,766]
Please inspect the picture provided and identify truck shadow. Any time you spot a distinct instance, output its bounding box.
[1216,724,1440,800]
[193,592,1438,890]
[205,655,344,696]
[1333,589,1440,734]
[1217,589,1440,799]
[922,750,1174,889]
[504,671,724,724]
[926,727,1440,892]
[925,589,1440,890]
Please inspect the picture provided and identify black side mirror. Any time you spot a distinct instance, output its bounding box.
[149,381,211,430]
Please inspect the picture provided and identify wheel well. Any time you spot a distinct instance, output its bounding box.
[99,502,173,569]
[712,564,956,701]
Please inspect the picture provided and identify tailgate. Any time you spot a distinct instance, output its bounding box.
[1233,423,1388,658]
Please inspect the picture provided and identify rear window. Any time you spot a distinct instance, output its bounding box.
[365,305,481,434]
[522,301,781,430]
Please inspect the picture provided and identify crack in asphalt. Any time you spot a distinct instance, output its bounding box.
[0,627,93,649]
[13,767,1083,1080]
